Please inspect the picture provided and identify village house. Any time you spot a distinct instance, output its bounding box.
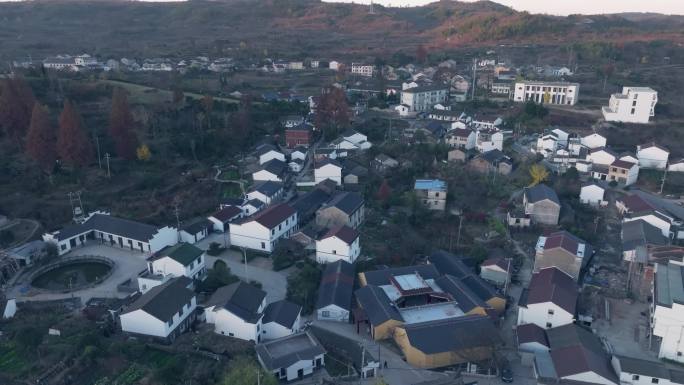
[513,81,580,105]
[256,144,286,165]
[523,184,561,225]
[252,159,287,182]
[414,179,448,211]
[341,129,372,150]
[6,240,47,266]
[534,231,593,281]
[475,128,504,153]
[314,158,343,185]
[612,355,684,385]
[531,324,618,385]
[256,331,326,382]
[580,183,607,207]
[310,325,379,379]
[261,300,303,341]
[343,162,368,185]
[581,133,607,149]
[208,205,243,233]
[316,192,365,229]
[428,108,462,122]
[316,260,355,323]
[43,211,178,256]
[401,84,450,112]
[292,187,333,225]
[285,122,314,148]
[246,181,284,205]
[119,277,197,343]
[350,63,375,77]
[668,159,684,172]
[139,243,206,293]
[204,281,267,342]
[373,154,399,172]
[468,149,513,175]
[651,258,684,363]
[602,86,657,124]
[448,148,467,162]
[587,147,618,166]
[479,257,511,287]
[516,323,550,367]
[637,143,669,170]
[517,267,577,329]
[229,203,298,253]
[242,199,265,216]
[315,225,360,264]
[179,219,212,244]
[445,128,476,150]
[621,219,668,263]
[607,159,639,186]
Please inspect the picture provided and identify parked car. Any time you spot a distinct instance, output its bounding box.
[501,366,514,383]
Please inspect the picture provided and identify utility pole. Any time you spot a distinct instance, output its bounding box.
[174,202,182,242]
[660,167,668,195]
[242,247,248,281]
[456,215,464,250]
[471,58,477,101]
[105,152,111,178]
[94,133,102,169]
[257,369,261,385]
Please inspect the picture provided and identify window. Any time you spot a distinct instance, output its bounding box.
[633,375,640,381]
[652,379,659,384]
[279,224,282,231]
[261,242,266,249]
[631,108,636,115]
[271,229,275,235]
[632,101,637,107]
[61,245,67,251]
[548,309,554,315]
[332,250,337,255]
[167,319,173,327]
[280,368,286,377]
[322,310,330,317]
[229,333,234,337]
[179,308,183,317]
[546,323,552,328]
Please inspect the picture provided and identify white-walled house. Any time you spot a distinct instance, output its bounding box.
[581,133,607,149]
[513,81,579,105]
[314,159,343,185]
[518,267,577,329]
[602,87,657,124]
[587,147,617,166]
[475,129,504,153]
[229,204,298,253]
[179,219,211,244]
[256,332,326,382]
[400,84,450,112]
[612,355,684,385]
[256,144,286,165]
[637,143,669,170]
[316,261,355,322]
[342,130,372,150]
[261,300,302,341]
[652,259,684,363]
[120,277,197,342]
[43,212,178,256]
[204,281,267,342]
[580,183,607,207]
[252,159,287,182]
[247,181,284,205]
[668,159,684,172]
[315,225,360,264]
[623,211,672,239]
[140,243,206,293]
[208,206,243,233]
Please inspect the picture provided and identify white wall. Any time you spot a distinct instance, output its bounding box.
[281,356,324,381]
[259,151,286,165]
[316,236,360,264]
[637,147,669,170]
[581,134,607,149]
[564,372,616,385]
[517,302,573,329]
[513,82,579,105]
[580,186,605,206]
[317,305,349,322]
[180,228,208,245]
[205,306,262,342]
[121,297,196,338]
[587,151,616,166]
[623,214,671,238]
[262,313,301,341]
[229,213,297,253]
[3,299,17,319]
[315,164,342,185]
[252,170,282,182]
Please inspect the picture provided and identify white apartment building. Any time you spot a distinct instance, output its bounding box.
[513,81,579,105]
[350,63,375,77]
[401,84,450,112]
[229,204,298,253]
[652,259,684,363]
[602,87,657,124]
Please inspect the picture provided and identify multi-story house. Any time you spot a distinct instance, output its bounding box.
[602,87,657,124]
[229,204,298,253]
[518,267,577,329]
[523,184,561,225]
[534,231,593,281]
[350,63,375,77]
[414,179,448,211]
[513,81,579,105]
[315,225,361,264]
[316,192,365,229]
[651,258,684,363]
[400,84,450,112]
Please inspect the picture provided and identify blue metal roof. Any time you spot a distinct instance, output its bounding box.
[414,179,447,192]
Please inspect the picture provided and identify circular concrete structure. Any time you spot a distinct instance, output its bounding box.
[30,256,115,292]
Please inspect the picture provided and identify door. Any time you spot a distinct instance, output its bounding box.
[297,369,304,379]
[315,358,322,367]
[118,237,123,248]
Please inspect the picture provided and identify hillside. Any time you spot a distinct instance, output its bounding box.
[0,0,683,60]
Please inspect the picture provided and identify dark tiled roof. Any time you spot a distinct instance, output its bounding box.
[546,324,616,383]
[319,225,359,245]
[622,220,668,258]
[639,142,669,153]
[255,332,326,371]
[206,281,266,323]
[316,260,355,311]
[524,184,560,205]
[292,189,331,218]
[361,264,440,286]
[401,315,501,355]
[517,323,549,347]
[56,213,161,242]
[355,285,403,325]
[181,218,212,235]
[256,143,281,157]
[250,181,283,197]
[259,159,287,176]
[310,325,376,370]
[480,149,511,165]
[428,250,473,279]
[122,277,194,322]
[611,159,636,169]
[246,199,265,209]
[619,194,656,213]
[211,206,243,223]
[243,203,296,229]
[151,243,203,266]
[616,355,671,379]
[317,158,343,169]
[262,300,301,329]
[323,192,364,215]
[435,275,488,313]
[521,267,577,315]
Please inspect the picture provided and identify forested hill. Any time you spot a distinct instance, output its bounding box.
[1,0,683,59]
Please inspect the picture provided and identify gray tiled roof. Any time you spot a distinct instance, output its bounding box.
[400,315,501,355]
[250,181,283,197]
[55,213,162,242]
[316,260,355,311]
[655,260,684,307]
[355,285,402,325]
[263,300,301,329]
[524,184,560,205]
[361,264,440,286]
[206,281,266,323]
[322,192,364,215]
[622,220,668,260]
[255,332,325,371]
[122,277,194,322]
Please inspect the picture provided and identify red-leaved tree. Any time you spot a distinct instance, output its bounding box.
[377,179,392,203]
[108,87,138,160]
[25,103,56,174]
[314,86,349,141]
[57,100,94,167]
[0,77,36,148]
